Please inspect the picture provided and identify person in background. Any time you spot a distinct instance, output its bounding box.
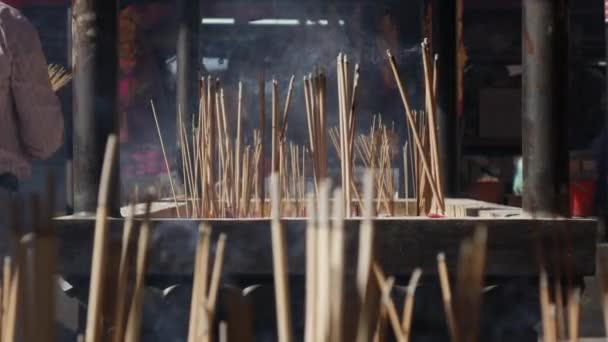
[0,2,63,219]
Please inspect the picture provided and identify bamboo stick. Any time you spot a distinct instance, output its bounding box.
[188,225,211,342]
[257,74,266,217]
[401,268,422,340]
[85,135,118,342]
[329,188,345,342]
[337,55,348,214]
[315,181,331,342]
[437,253,457,341]
[270,173,292,342]
[3,267,18,342]
[235,82,243,215]
[540,269,555,342]
[272,80,280,179]
[208,234,227,312]
[547,304,558,342]
[178,108,191,217]
[374,302,389,342]
[280,75,296,140]
[568,288,580,342]
[372,266,405,342]
[304,195,317,342]
[185,123,200,216]
[318,72,328,181]
[151,101,181,217]
[124,201,153,342]
[111,205,136,342]
[355,170,377,342]
[346,63,360,216]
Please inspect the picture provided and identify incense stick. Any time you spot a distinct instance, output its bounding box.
[235,82,243,215]
[355,170,377,342]
[280,75,296,140]
[304,195,317,342]
[540,269,555,342]
[401,268,422,340]
[112,204,136,342]
[270,173,293,342]
[124,200,153,342]
[437,253,457,341]
[151,101,181,218]
[568,288,580,342]
[372,266,405,342]
[315,180,331,342]
[188,225,211,342]
[329,188,345,342]
[257,74,266,217]
[208,234,227,313]
[85,135,118,342]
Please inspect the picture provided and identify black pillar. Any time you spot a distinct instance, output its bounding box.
[177,0,200,130]
[436,0,458,196]
[72,0,119,215]
[522,0,569,216]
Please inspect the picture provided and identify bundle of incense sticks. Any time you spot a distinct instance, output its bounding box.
[187,225,227,342]
[154,76,300,219]
[147,39,451,218]
[350,116,396,216]
[387,40,445,215]
[48,64,72,92]
[303,70,328,198]
[70,135,229,341]
[1,174,58,342]
[538,265,582,342]
[336,54,360,216]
